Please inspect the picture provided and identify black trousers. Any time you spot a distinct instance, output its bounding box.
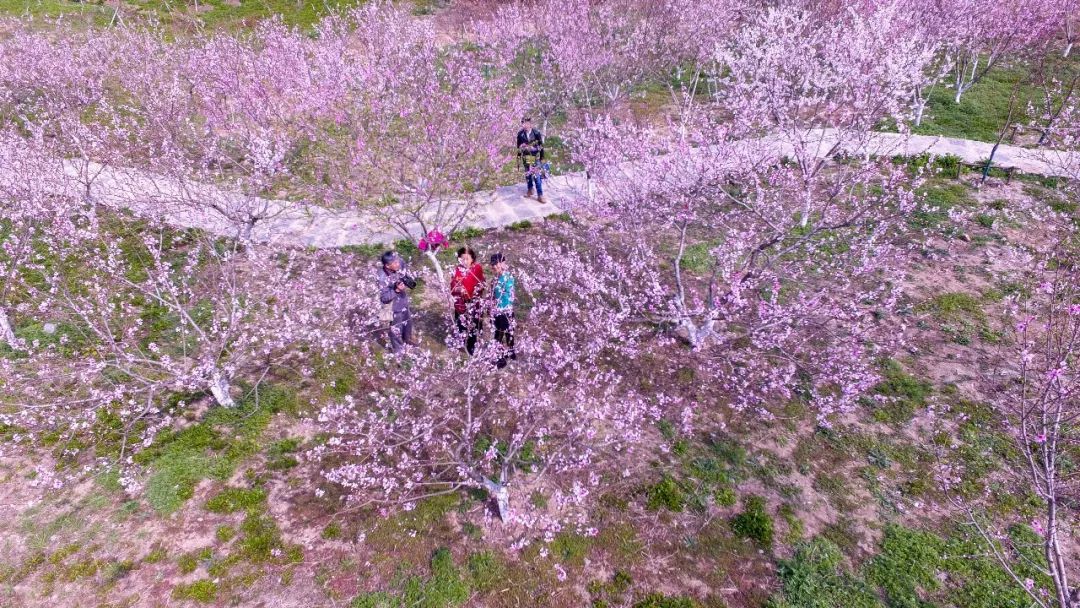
[455,311,481,356]
[493,312,516,366]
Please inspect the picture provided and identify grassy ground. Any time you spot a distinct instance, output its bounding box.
[912,52,1080,144]
[913,66,1034,143]
[1,168,1076,607]
[0,0,368,31]
[1,8,1079,606]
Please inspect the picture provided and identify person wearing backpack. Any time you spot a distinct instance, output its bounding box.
[516,117,547,204]
[376,251,418,353]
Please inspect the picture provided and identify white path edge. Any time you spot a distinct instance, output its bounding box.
[27,129,1080,249]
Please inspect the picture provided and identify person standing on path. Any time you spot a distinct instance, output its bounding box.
[450,247,485,356]
[489,252,517,369]
[517,117,547,204]
[377,251,418,353]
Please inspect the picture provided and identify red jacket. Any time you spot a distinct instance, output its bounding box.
[450,263,485,314]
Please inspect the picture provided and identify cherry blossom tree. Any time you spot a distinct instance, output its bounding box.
[42,216,362,409]
[475,0,721,130]
[938,249,1079,608]
[1058,0,1080,57]
[715,3,933,226]
[573,117,915,419]
[317,240,660,524]
[561,3,939,419]
[0,131,89,348]
[937,0,1059,104]
[295,3,525,282]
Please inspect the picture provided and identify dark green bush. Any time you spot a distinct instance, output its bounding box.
[730,495,774,548]
[646,476,687,512]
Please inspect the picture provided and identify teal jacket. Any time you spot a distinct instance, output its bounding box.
[492,272,515,312]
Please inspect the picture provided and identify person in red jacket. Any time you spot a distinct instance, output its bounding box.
[450,246,486,355]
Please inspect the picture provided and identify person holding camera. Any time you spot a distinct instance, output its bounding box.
[516,117,547,204]
[377,250,418,353]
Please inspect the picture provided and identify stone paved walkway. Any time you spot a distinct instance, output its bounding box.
[33,130,1080,248]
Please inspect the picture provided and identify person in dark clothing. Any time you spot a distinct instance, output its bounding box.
[516,117,547,204]
[489,252,517,369]
[450,247,485,356]
[377,251,417,353]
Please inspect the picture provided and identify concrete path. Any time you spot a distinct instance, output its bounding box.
[32,130,1080,248]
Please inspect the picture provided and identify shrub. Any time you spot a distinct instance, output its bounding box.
[730,495,774,548]
[646,476,687,512]
[322,522,343,540]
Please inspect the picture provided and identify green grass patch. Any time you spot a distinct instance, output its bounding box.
[266,437,302,471]
[465,550,504,592]
[911,182,977,231]
[730,495,774,548]
[172,578,218,603]
[912,67,1033,143]
[589,570,634,606]
[679,241,719,274]
[771,538,883,608]
[215,525,236,543]
[770,524,1055,608]
[632,593,699,608]
[645,475,688,512]
[918,291,993,345]
[449,226,486,242]
[339,243,388,259]
[0,0,368,31]
[351,547,470,608]
[205,487,267,514]
[866,359,932,424]
[136,385,293,514]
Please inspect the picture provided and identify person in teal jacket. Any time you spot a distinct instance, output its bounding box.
[489,252,516,368]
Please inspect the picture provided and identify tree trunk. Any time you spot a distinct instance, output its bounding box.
[482,477,510,521]
[240,216,256,243]
[914,97,926,127]
[954,54,978,104]
[681,315,716,350]
[1046,498,1072,608]
[424,250,445,286]
[983,80,1021,183]
[1065,42,1074,59]
[0,307,18,348]
[209,371,236,408]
